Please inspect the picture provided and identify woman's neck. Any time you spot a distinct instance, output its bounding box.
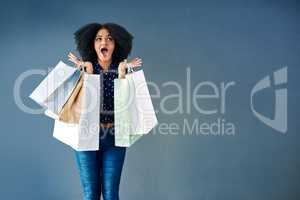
[97,59,112,71]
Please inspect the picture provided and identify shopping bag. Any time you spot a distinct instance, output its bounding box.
[114,69,158,147]
[58,73,84,123]
[52,72,100,151]
[29,61,100,151]
[29,61,81,118]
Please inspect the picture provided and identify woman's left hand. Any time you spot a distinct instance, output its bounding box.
[118,57,142,79]
[128,57,142,68]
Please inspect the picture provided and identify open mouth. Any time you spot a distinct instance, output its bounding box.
[100,47,108,56]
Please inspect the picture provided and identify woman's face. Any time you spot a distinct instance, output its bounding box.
[94,28,115,63]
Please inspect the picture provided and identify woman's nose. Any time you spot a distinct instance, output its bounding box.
[100,39,108,45]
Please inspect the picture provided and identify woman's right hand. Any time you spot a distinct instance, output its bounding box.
[68,52,93,74]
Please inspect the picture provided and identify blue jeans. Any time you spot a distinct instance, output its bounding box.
[74,127,127,200]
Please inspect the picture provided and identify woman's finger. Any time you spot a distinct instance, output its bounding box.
[132,61,142,67]
[68,52,76,57]
[69,57,77,63]
[68,58,77,64]
[68,58,81,68]
[130,58,142,64]
[68,52,75,58]
[69,54,78,61]
[134,59,142,63]
[68,52,80,62]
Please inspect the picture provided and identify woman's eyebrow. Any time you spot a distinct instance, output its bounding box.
[96,34,111,37]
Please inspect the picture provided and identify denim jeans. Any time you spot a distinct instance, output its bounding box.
[74,127,127,200]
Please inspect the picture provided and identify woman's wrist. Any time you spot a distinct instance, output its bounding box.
[118,67,126,78]
[80,61,85,68]
[117,59,129,79]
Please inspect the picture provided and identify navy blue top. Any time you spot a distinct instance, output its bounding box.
[92,61,118,123]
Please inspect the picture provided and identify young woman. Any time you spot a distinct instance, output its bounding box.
[68,22,142,200]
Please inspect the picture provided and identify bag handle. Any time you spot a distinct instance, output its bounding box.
[80,66,87,72]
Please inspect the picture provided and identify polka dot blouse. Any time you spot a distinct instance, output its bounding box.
[93,62,118,123]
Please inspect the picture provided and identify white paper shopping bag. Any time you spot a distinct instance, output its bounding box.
[114,69,158,147]
[53,73,100,151]
[29,61,81,118]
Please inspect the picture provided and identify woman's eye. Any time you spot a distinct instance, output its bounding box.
[95,37,113,42]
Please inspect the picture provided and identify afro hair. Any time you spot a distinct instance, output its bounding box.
[74,22,134,64]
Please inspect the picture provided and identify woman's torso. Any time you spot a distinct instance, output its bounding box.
[92,62,118,124]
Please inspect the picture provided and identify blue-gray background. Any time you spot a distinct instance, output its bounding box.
[1,0,299,199]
